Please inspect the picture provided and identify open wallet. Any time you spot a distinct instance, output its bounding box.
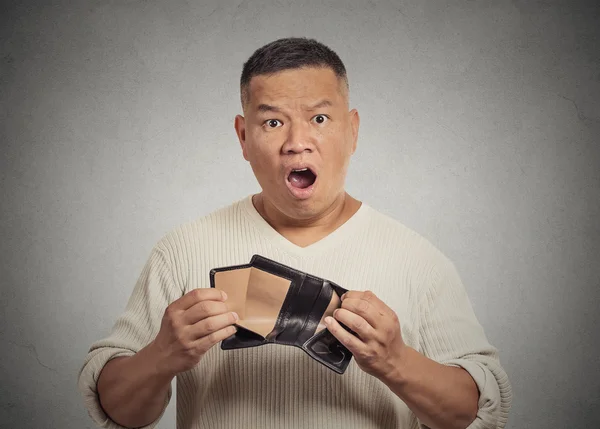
[209,255,353,374]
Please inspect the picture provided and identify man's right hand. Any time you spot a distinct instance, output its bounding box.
[96,288,238,428]
[150,288,239,377]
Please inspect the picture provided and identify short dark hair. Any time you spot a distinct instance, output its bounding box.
[240,37,348,108]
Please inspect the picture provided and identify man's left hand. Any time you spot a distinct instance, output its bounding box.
[324,290,406,380]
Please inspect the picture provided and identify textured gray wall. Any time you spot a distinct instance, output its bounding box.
[1,0,599,428]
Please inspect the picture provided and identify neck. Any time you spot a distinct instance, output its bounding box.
[252,192,362,248]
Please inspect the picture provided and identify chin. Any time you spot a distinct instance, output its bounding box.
[280,198,317,216]
[261,194,315,219]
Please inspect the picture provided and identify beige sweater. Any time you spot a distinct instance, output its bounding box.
[78,196,512,429]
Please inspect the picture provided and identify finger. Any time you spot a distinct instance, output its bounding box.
[323,316,365,355]
[190,311,239,340]
[341,299,383,329]
[194,324,238,353]
[341,291,389,327]
[171,288,227,312]
[332,308,375,341]
[183,300,232,325]
[342,290,384,308]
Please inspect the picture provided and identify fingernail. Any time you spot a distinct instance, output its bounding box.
[232,312,239,321]
[333,309,339,317]
[221,291,228,300]
[341,293,346,301]
[325,316,333,325]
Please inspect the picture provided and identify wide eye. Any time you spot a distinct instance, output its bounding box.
[264,119,283,128]
[312,114,329,125]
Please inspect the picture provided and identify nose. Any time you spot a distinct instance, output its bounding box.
[281,121,316,154]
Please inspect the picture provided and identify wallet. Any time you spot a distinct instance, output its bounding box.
[209,255,353,374]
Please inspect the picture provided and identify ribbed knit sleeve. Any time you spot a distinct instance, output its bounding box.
[77,244,183,428]
[418,256,512,429]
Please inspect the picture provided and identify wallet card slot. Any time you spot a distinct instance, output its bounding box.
[315,283,343,334]
[221,324,268,350]
[263,274,301,341]
[303,326,352,374]
[295,280,334,345]
[272,274,314,344]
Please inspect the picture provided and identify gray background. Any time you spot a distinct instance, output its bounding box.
[1,0,599,428]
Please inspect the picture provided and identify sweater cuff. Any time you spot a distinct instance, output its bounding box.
[77,347,172,429]
[443,358,511,429]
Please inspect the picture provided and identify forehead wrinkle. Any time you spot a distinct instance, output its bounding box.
[247,70,348,113]
[302,99,334,111]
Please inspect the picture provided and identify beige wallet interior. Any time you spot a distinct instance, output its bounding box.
[213,267,340,338]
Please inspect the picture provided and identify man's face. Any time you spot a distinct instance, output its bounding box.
[234,67,359,219]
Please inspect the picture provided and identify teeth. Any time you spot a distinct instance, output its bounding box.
[292,168,309,172]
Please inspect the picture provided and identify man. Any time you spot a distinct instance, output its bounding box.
[78,38,511,429]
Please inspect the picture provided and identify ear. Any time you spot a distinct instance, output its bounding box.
[349,109,360,154]
[234,115,249,161]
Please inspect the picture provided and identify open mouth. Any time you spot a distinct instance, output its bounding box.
[287,167,317,189]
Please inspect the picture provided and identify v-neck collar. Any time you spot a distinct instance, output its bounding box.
[240,194,370,257]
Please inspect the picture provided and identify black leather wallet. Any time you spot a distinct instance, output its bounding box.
[210,255,353,374]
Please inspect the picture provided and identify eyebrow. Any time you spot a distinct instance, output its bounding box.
[257,104,282,113]
[255,99,334,113]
